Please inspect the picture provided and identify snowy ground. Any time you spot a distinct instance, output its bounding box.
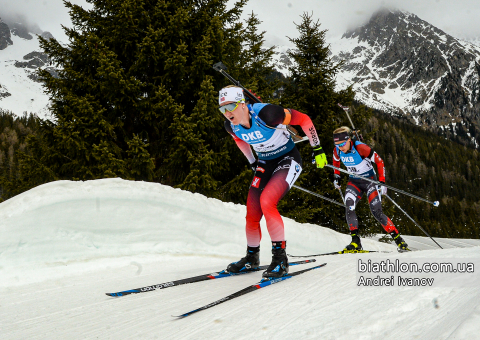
[1,179,479,339]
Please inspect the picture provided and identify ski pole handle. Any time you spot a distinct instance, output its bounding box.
[325,164,440,207]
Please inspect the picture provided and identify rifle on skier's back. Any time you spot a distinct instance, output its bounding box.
[213,61,306,143]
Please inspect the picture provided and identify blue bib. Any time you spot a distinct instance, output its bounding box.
[231,103,294,160]
[337,141,375,179]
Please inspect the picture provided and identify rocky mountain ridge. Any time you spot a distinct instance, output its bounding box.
[331,9,480,148]
[271,9,480,148]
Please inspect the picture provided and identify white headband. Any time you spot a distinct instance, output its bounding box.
[218,87,245,105]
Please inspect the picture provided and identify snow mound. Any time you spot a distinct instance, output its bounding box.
[1,179,480,339]
[0,178,394,287]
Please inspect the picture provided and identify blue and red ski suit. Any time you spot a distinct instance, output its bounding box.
[225,103,320,246]
[333,140,399,234]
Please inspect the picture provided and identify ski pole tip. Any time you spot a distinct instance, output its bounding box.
[433,201,440,207]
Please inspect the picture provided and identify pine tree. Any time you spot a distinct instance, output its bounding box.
[27,0,274,195]
[0,111,56,200]
[277,12,372,234]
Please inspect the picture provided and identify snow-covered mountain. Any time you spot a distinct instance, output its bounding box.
[271,9,480,147]
[332,9,480,147]
[0,17,54,119]
[1,178,480,338]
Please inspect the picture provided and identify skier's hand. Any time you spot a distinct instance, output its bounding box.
[333,174,341,189]
[379,181,387,195]
[250,160,258,172]
[312,146,327,168]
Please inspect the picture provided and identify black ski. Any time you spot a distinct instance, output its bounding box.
[174,262,327,318]
[287,250,391,258]
[106,259,316,297]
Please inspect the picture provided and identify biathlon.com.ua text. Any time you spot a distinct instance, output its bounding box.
[356,258,479,287]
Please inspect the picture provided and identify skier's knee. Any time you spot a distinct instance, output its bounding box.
[345,197,356,211]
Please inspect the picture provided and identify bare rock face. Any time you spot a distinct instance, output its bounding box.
[331,9,480,147]
[40,31,54,40]
[15,51,50,69]
[0,84,11,99]
[10,22,33,40]
[0,20,13,50]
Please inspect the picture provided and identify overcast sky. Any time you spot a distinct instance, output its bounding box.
[0,0,90,42]
[1,0,479,46]
[236,0,480,47]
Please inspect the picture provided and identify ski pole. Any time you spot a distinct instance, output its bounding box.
[325,164,440,207]
[385,194,443,249]
[337,188,345,204]
[292,185,345,208]
[337,103,363,142]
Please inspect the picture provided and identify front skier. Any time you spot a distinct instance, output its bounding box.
[332,126,409,251]
[219,86,327,278]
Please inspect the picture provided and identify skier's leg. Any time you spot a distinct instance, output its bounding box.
[245,185,263,247]
[227,163,273,273]
[366,182,398,234]
[259,152,302,242]
[367,183,409,250]
[260,149,302,278]
[345,182,361,231]
[344,182,362,250]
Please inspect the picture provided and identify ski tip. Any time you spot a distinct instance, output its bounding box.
[106,293,120,297]
[174,312,193,319]
[105,289,139,297]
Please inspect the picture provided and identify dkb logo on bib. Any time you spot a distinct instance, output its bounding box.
[241,131,264,141]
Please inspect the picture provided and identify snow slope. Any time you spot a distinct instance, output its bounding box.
[1,179,479,339]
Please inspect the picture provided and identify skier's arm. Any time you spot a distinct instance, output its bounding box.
[224,121,256,164]
[257,104,326,167]
[257,105,321,147]
[333,148,341,176]
[356,144,386,182]
[288,109,320,147]
[288,108,327,168]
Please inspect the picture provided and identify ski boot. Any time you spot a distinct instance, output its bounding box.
[262,241,289,278]
[390,231,410,252]
[344,232,362,251]
[226,246,260,273]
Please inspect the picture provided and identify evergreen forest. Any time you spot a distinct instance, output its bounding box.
[0,0,478,240]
